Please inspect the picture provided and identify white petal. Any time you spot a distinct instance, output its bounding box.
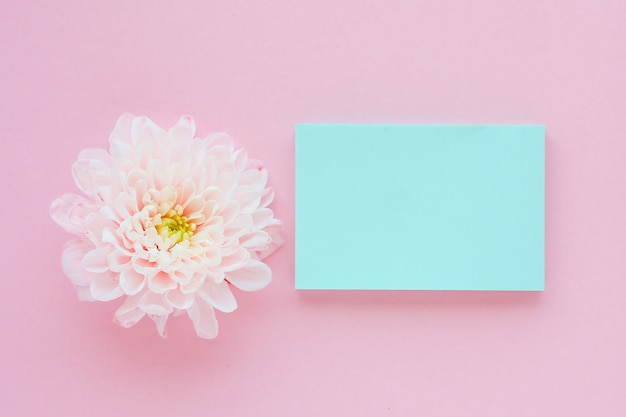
[259,188,275,209]
[139,292,173,315]
[183,195,205,216]
[149,314,169,338]
[255,223,284,260]
[220,247,251,272]
[199,281,237,313]
[168,115,196,142]
[114,192,136,219]
[50,193,97,235]
[180,272,210,293]
[109,113,136,144]
[187,297,218,339]
[107,250,131,272]
[232,148,248,172]
[90,276,123,301]
[238,168,267,189]
[204,132,233,150]
[147,271,177,294]
[76,285,94,301]
[250,208,274,229]
[225,260,271,291]
[239,230,270,250]
[72,156,111,197]
[119,268,146,295]
[223,214,252,241]
[130,115,163,147]
[217,200,240,225]
[61,239,100,286]
[81,247,112,273]
[165,290,194,310]
[84,212,118,246]
[113,294,145,327]
[232,185,262,214]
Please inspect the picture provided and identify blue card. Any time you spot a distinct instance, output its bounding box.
[295,124,544,291]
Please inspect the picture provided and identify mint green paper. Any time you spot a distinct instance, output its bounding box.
[295,124,544,291]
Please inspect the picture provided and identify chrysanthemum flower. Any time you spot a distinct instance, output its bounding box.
[50,114,283,338]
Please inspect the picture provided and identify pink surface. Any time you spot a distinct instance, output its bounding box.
[1,1,625,415]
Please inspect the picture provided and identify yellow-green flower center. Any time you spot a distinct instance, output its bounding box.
[156,206,196,244]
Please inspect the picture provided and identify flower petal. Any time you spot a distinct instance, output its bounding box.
[84,212,118,246]
[259,189,274,210]
[76,285,94,301]
[187,297,218,339]
[225,260,271,291]
[61,239,99,286]
[223,214,253,241]
[72,154,111,197]
[255,223,284,260]
[119,268,145,295]
[199,281,237,313]
[113,294,145,327]
[50,194,97,235]
[250,208,274,229]
[81,247,112,273]
[90,276,123,301]
[109,113,136,144]
[165,290,194,310]
[139,292,173,315]
[232,186,262,214]
[147,271,177,294]
[239,230,270,251]
[220,247,251,272]
[169,115,196,142]
[149,314,169,338]
[232,148,248,172]
[131,115,163,147]
[204,132,233,150]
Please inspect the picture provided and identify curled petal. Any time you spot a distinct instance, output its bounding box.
[62,239,100,286]
[224,214,253,241]
[225,260,271,291]
[231,186,262,214]
[199,281,237,313]
[149,314,169,338]
[169,115,196,142]
[81,247,113,273]
[259,188,275,209]
[50,194,97,235]
[165,290,194,310]
[232,148,248,172]
[131,115,163,147]
[109,113,136,144]
[204,132,233,150]
[76,285,94,301]
[187,297,218,339]
[148,271,177,294]
[113,294,145,327]
[240,230,271,251]
[139,292,173,315]
[255,221,284,260]
[251,208,274,229]
[90,276,123,301]
[72,152,112,196]
[220,247,251,272]
[119,268,145,295]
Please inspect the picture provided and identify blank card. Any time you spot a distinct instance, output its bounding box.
[295,124,544,291]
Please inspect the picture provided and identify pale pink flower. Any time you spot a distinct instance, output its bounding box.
[50,114,283,338]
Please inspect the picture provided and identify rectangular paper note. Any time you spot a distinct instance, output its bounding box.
[295,124,544,291]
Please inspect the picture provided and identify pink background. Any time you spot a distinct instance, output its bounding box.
[1,1,625,415]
